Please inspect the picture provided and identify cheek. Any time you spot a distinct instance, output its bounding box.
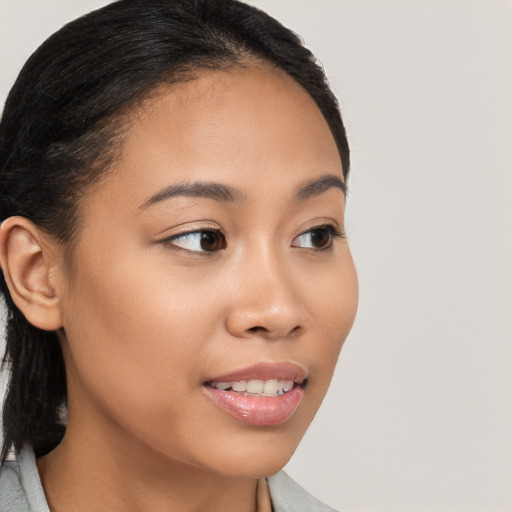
[60,245,223,417]
[59,249,239,468]
[301,253,358,388]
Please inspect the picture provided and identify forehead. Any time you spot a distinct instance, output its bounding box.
[90,65,343,211]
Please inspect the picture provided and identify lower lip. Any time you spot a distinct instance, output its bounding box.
[204,385,304,426]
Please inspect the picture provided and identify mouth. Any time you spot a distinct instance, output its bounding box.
[203,362,307,426]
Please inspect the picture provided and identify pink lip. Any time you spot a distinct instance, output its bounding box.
[204,362,306,426]
[205,386,304,426]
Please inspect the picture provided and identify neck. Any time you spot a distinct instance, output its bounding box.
[37,407,260,512]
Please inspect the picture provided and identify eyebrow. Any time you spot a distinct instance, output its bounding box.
[140,181,246,208]
[139,173,346,209]
[296,174,346,201]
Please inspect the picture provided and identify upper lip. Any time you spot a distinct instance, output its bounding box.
[206,361,307,385]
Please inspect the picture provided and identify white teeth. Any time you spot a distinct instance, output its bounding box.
[263,379,279,395]
[246,379,264,394]
[231,381,247,392]
[211,379,295,396]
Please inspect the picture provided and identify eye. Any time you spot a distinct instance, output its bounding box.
[164,229,227,253]
[292,225,343,250]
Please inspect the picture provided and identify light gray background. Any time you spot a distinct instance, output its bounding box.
[0,1,511,511]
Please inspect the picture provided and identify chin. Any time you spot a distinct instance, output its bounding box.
[199,427,306,480]
[212,452,295,481]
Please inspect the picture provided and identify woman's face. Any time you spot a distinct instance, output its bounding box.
[57,64,358,478]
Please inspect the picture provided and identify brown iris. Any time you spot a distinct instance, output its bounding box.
[308,228,332,249]
[199,230,227,252]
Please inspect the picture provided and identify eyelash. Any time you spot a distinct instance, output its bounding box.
[160,224,344,255]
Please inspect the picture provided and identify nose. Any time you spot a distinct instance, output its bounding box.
[225,254,310,340]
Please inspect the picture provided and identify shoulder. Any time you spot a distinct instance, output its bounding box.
[268,471,340,512]
[0,458,30,512]
[0,447,49,512]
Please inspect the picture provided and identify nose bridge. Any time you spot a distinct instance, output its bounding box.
[248,247,296,309]
[226,241,308,339]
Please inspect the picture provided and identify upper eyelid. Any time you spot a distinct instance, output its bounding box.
[292,215,341,232]
[168,228,217,240]
[294,222,345,239]
[158,225,223,242]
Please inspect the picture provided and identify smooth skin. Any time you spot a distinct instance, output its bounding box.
[0,64,358,512]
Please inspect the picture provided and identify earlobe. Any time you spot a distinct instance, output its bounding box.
[0,216,63,331]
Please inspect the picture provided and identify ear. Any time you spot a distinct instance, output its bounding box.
[0,216,63,331]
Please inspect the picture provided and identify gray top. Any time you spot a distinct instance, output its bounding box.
[0,446,339,512]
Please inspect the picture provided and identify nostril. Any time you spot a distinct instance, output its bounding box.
[245,324,303,337]
[247,326,268,334]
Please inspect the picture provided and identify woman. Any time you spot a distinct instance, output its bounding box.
[0,0,358,510]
